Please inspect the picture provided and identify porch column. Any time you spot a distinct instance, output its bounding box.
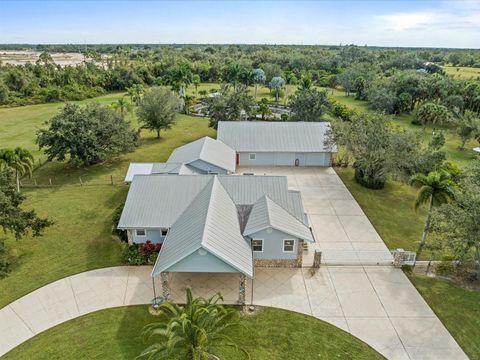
[238,273,246,305]
[160,272,170,300]
[127,229,133,245]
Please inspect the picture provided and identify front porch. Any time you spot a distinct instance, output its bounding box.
[158,272,250,305]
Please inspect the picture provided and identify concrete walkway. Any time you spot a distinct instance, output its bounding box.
[0,266,158,357]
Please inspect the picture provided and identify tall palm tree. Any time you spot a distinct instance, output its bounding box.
[0,147,34,192]
[138,288,248,360]
[409,171,455,252]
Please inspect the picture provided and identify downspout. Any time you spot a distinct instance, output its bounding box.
[250,237,255,306]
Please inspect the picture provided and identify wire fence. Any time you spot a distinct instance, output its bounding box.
[20,174,127,189]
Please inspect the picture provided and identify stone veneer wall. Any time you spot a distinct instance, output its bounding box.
[254,240,303,268]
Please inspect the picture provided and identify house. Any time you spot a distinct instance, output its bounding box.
[117,174,314,284]
[123,136,235,182]
[217,121,336,167]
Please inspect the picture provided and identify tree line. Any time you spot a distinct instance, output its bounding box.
[1,44,479,106]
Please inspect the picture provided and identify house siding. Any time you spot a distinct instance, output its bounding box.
[249,228,300,260]
[188,159,229,174]
[238,152,331,167]
[132,228,166,244]
[166,249,239,273]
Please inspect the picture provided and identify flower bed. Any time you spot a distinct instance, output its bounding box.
[122,241,161,265]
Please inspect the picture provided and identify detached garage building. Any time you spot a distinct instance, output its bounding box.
[217,121,336,167]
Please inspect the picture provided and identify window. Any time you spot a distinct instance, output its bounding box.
[252,239,263,252]
[161,228,168,236]
[283,239,295,253]
[249,153,256,161]
[135,229,146,237]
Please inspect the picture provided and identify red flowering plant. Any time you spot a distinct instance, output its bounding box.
[123,241,162,265]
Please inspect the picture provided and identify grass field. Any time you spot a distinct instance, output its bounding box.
[443,65,480,80]
[3,306,384,360]
[336,167,426,252]
[0,95,214,307]
[408,274,480,360]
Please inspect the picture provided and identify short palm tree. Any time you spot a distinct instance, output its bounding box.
[138,288,248,360]
[0,147,34,192]
[112,97,132,116]
[409,171,455,251]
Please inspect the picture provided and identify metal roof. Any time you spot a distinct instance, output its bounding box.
[152,177,253,277]
[167,136,236,172]
[124,163,154,182]
[217,121,336,153]
[118,175,212,228]
[124,162,202,182]
[118,174,308,229]
[243,195,314,242]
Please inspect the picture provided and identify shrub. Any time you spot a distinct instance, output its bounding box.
[112,203,128,242]
[122,241,162,265]
[139,240,161,257]
[0,242,11,278]
[436,256,455,275]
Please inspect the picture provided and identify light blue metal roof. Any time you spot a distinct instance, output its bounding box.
[124,162,200,182]
[217,121,336,153]
[167,136,236,172]
[118,174,307,229]
[243,195,314,242]
[152,177,253,277]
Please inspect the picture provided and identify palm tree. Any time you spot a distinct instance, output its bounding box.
[112,97,132,116]
[127,84,145,106]
[0,147,34,192]
[409,171,455,252]
[138,288,248,360]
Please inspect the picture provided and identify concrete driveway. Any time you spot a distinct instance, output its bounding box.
[237,166,394,265]
[252,267,466,360]
[0,167,468,359]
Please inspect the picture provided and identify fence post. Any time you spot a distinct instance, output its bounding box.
[49,178,52,186]
[313,250,322,268]
[34,178,37,186]
[110,175,113,185]
[79,177,83,186]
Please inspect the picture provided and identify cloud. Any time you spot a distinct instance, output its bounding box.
[376,1,480,32]
[377,12,436,31]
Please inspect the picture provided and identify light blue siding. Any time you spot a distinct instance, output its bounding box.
[248,228,299,260]
[305,153,331,166]
[275,152,295,166]
[238,152,331,166]
[238,152,275,166]
[133,228,165,244]
[166,248,239,273]
[294,153,305,166]
[189,159,229,174]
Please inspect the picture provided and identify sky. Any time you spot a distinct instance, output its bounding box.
[0,0,479,48]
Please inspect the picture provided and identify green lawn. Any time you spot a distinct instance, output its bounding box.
[408,274,480,359]
[336,167,425,253]
[3,306,384,360]
[0,92,128,159]
[0,97,215,307]
[443,65,480,80]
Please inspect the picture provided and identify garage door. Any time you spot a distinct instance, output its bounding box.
[305,153,323,166]
[274,153,295,166]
